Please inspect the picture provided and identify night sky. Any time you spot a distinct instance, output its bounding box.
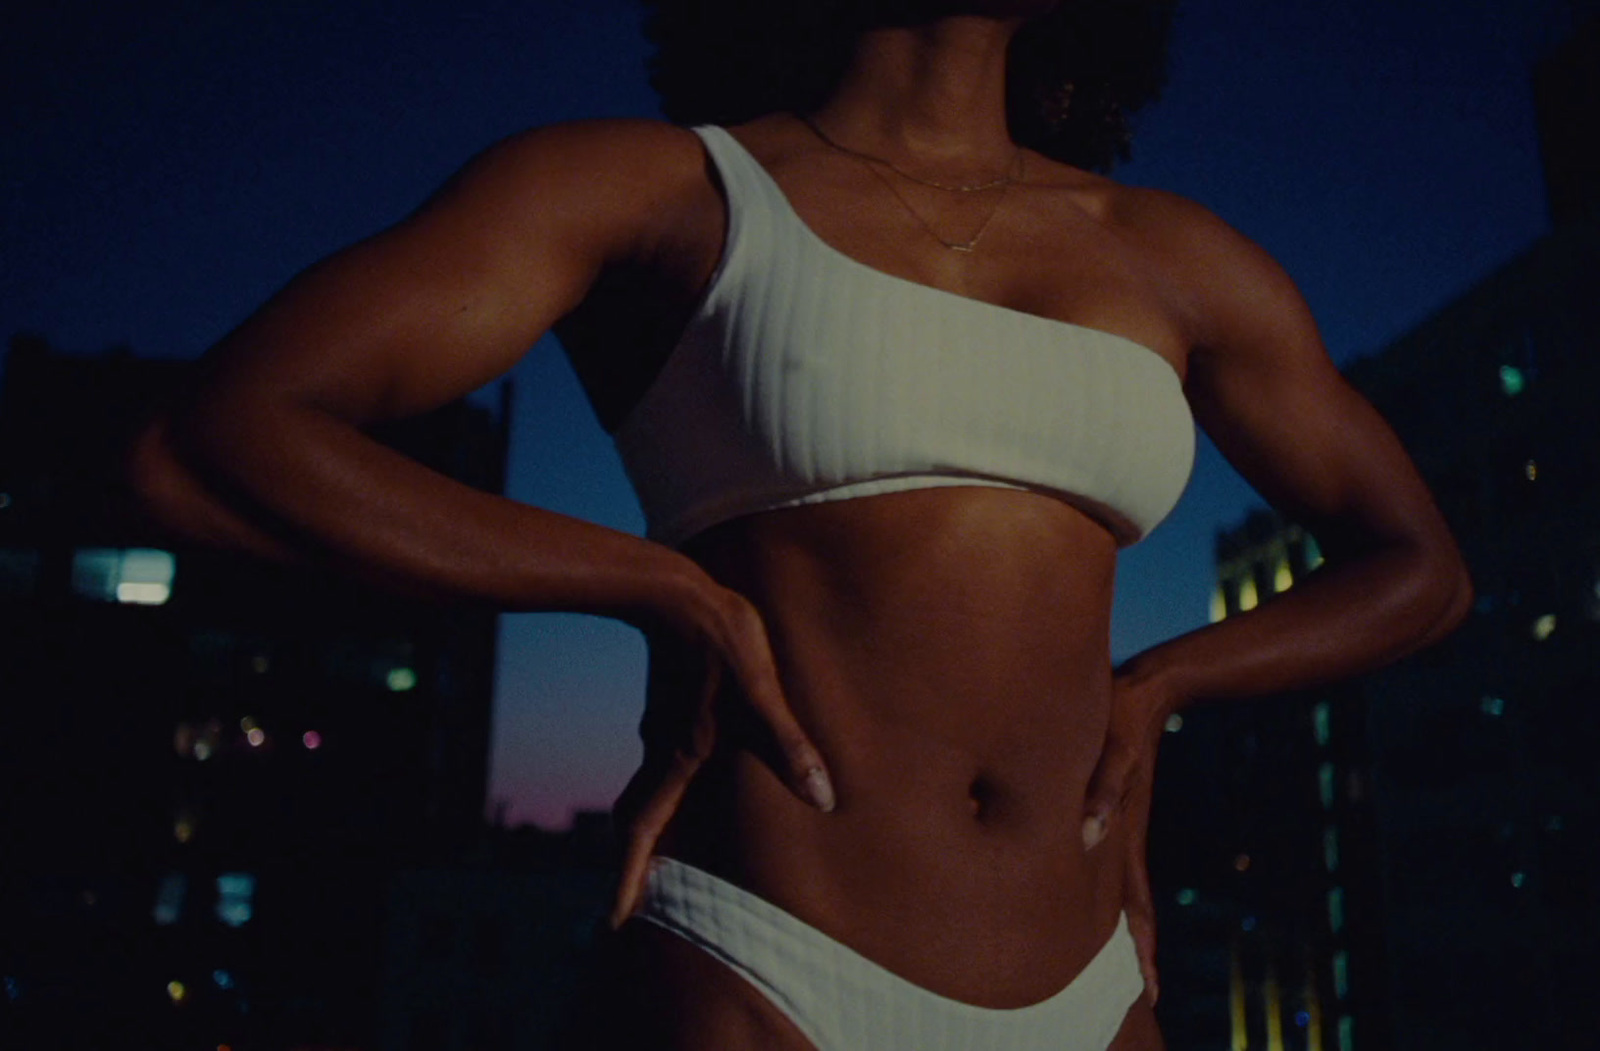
[4,0,1589,827]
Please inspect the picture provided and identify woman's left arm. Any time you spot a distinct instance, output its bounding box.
[1084,192,1474,1000]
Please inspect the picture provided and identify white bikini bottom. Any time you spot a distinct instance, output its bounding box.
[640,855,1145,1050]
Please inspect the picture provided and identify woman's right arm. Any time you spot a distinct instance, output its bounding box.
[127,121,836,904]
[132,120,701,618]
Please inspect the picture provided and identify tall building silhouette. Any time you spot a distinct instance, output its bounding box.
[0,336,508,1049]
[1152,17,1600,1050]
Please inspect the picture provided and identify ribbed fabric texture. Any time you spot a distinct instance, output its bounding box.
[612,125,1195,549]
[640,856,1145,1051]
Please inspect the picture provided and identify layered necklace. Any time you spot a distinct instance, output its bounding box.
[801,116,1024,254]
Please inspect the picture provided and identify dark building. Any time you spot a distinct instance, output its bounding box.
[1152,18,1600,1050]
[0,336,509,1049]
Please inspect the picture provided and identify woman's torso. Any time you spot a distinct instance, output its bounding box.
[556,114,1197,1007]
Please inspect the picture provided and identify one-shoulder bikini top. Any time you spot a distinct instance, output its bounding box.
[611,125,1195,549]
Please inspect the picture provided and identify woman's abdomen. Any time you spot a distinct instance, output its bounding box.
[660,487,1131,1007]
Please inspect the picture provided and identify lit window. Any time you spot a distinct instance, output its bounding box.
[1274,558,1293,593]
[153,872,187,926]
[1312,702,1331,747]
[1338,1015,1355,1051]
[1481,695,1506,718]
[1164,713,1184,733]
[1333,950,1349,1000]
[1176,888,1198,906]
[303,730,323,750]
[1319,763,1336,810]
[215,873,256,927]
[1499,365,1525,396]
[1531,614,1556,641]
[1327,886,1345,933]
[70,547,175,605]
[1210,587,1227,624]
[387,666,418,692]
[1324,826,1340,872]
[1237,576,1259,613]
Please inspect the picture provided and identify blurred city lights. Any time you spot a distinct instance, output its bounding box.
[240,717,258,732]
[1234,853,1251,872]
[1164,713,1184,733]
[1499,364,1525,396]
[1531,614,1556,641]
[213,970,234,989]
[1524,459,1538,481]
[387,666,418,692]
[303,730,323,750]
[1176,888,1198,906]
[246,728,265,748]
[167,981,187,1003]
[174,818,195,844]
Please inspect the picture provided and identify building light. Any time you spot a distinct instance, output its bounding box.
[1338,1015,1355,1051]
[153,872,187,926]
[71,547,176,605]
[240,717,258,732]
[1510,870,1526,889]
[1312,701,1331,747]
[212,970,234,990]
[215,873,256,928]
[1274,558,1293,593]
[1164,713,1184,733]
[303,730,323,750]
[193,740,213,761]
[1524,459,1538,481]
[1324,826,1340,872]
[1176,888,1198,906]
[245,728,265,748]
[167,981,187,1004]
[1237,576,1259,613]
[1319,763,1336,810]
[1499,365,1525,396]
[1531,614,1556,641]
[1305,535,1325,570]
[1481,695,1506,717]
[1210,587,1227,623]
[1333,951,1350,1000]
[1327,886,1345,934]
[387,666,418,692]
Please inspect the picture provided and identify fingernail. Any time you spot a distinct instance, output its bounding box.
[804,767,836,812]
[1082,816,1106,849]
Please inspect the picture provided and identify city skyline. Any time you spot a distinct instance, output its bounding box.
[4,0,1588,827]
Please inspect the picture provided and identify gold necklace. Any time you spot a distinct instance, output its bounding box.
[802,118,1024,254]
[801,116,1022,192]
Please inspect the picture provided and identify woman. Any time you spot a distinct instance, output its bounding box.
[128,1,1472,1047]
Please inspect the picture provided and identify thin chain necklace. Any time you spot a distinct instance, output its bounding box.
[801,117,1024,254]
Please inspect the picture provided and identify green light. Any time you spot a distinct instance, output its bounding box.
[387,667,418,692]
[1498,365,1525,396]
[1176,888,1198,906]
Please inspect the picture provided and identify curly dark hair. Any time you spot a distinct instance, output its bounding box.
[639,1,1180,173]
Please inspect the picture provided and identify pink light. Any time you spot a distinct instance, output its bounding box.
[302,730,322,750]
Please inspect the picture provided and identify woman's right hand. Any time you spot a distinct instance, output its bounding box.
[607,577,835,929]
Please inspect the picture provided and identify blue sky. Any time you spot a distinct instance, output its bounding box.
[3,0,1588,826]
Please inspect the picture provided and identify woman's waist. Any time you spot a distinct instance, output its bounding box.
[657,673,1126,1003]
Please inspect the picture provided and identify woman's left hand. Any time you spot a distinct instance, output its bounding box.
[1081,667,1177,1007]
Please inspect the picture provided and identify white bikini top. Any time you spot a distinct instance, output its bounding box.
[611,125,1195,549]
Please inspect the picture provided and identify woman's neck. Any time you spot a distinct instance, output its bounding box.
[808,16,1025,170]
